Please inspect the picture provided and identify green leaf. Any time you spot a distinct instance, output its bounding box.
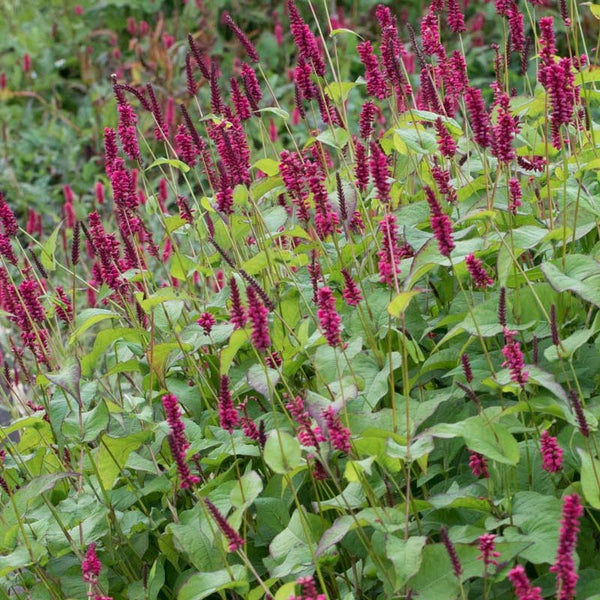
[146,157,190,173]
[583,3,600,19]
[246,364,280,396]
[406,543,480,599]
[578,448,600,509]
[178,565,249,600]
[220,328,249,374]
[264,431,302,474]
[388,291,420,317]
[544,327,597,361]
[253,158,280,176]
[40,223,61,271]
[275,583,298,600]
[324,81,357,103]
[63,401,109,442]
[400,110,462,135]
[542,254,600,308]
[230,470,263,509]
[0,543,47,577]
[45,358,81,405]
[2,473,73,523]
[240,251,269,276]
[394,127,437,154]
[329,28,363,39]
[147,557,165,600]
[148,342,191,380]
[69,309,117,345]
[502,491,562,563]
[169,507,220,572]
[258,107,289,120]
[430,414,519,465]
[527,366,570,404]
[385,535,427,591]
[268,509,326,578]
[315,127,350,149]
[81,327,144,377]
[97,431,151,489]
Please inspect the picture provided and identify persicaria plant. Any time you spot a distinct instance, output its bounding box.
[0,0,600,599]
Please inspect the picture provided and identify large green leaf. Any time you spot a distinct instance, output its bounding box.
[578,448,600,509]
[385,535,427,591]
[97,431,152,489]
[264,432,302,474]
[542,254,600,308]
[178,565,248,600]
[429,414,519,465]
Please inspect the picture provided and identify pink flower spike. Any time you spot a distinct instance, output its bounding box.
[0,192,18,237]
[464,87,492,149]
[162,393,200,489]
[82,543,102,583]
[465,254,494,288]
[469,450,490,478]
[440,527,463,578]
[286,395,325,448]
[229,278,247,329]
[246,286,270,352]
[218,375,239,433]
[447,0,466,33]
[197,312,215,334]
[434,117,457,158]
[223,13,260,63]
[369,141,391,204]
[341,269,362,306]
[204,498,245,552]
[508,565,542,600]
[377,213,402,285]
[323,405,351,453]
[550,493,583,600]
[354,140,370,193]
[317,286,342,347]
[425,186,455,256]
[502,327,528,387]
[357,41,388,100]
[477,533,500,569]
[540,430,563,473]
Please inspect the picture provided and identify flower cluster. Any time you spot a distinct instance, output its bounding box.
[502,328,528,387]
[550,493,583,600]
[162,393,200,489]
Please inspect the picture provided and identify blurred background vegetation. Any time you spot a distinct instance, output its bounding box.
[0,0,597,226]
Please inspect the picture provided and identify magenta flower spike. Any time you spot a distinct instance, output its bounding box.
[425,186,455,256]
[322,405,351,453]
[377,213,402,285]
[229,278,247,329]
[469,450,490,478]
[540,430,563,473]
[246,285,270,352]
[204,498,245,552]
[357,41,388,100]
[369,141,391,204]
[464,87,492,149]
[477,533,500,570]
[341,269,363,306]
[218,374,239,433]
[223,13,260,63]
[317,286,342,347]
[508,565,542,600]
[550,493,583,600]
[502,327,528,387]
[465,253,494,288]
[440,526,463,578]
[162,393,200,489]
